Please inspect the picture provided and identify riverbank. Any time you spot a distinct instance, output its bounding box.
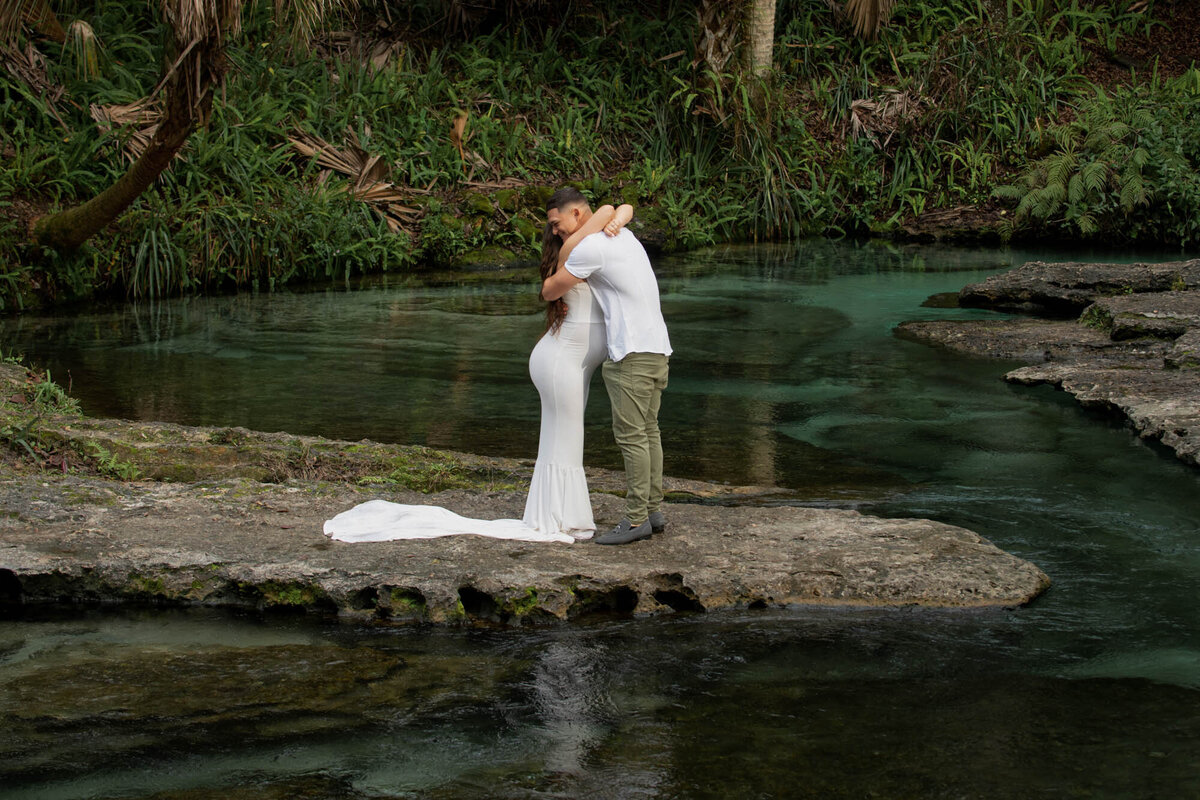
[7,0,1200,310]
[897,258,1200,467]
[0,360,1049,622]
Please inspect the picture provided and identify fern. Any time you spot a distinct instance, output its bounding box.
[1080,160,1108,193]
[1119,170,1147,211]
[1067,172,1084,205]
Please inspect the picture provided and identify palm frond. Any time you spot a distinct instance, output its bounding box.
[842,0,897,39]
[64,19,102,80]
[1,0,63,45]
[91,98,163,162]
[288,128,417,232]
[274,0,356,50]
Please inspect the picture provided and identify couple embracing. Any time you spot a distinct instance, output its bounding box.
[324,188,671,546]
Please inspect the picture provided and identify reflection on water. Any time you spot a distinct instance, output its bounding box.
[3,607,1199,799]
[2,239,1200,797]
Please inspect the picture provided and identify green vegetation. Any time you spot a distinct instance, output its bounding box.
[245,579,332,608]
[387,588,428,619]
[0,353,80,463]
[1,0,1196,310]
[999,71,1200,244]
[357,447,498,493]
[500,587,541,617]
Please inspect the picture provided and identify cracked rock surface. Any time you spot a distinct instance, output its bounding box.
[0,472,1049,624]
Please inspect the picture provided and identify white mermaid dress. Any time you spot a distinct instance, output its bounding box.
[323,283,607,544]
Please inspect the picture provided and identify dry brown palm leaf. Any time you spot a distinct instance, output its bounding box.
[288,128,423,232]
[161,0,244,49]
[91,98,163,162]
[1,0,65,44]
[352,181,409,204]
[2,40,46,90]
[64,19,101,79]
[369,38,403,72]
[848,90,926,147]
[450,111,468,162]
[289,129,364,176]
[1,41,68,129]
[354,183,419,233]
[842,0,897,39]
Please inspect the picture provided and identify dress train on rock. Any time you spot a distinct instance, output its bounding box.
[323,283,607,544]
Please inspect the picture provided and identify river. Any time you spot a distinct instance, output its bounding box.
[1,239,1198,798]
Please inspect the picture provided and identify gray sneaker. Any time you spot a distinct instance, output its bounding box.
[594,518,653,545]
[649,510,667,534]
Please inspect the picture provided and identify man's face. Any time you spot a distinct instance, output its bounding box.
[547,205,581,240]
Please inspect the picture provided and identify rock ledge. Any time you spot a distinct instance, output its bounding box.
[898,258,1200,467]
[0,472,1049,624]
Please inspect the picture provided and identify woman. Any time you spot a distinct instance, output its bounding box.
[323,204,633,543]
[523,203,632,538]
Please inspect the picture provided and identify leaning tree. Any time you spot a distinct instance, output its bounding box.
[0,0,346,253]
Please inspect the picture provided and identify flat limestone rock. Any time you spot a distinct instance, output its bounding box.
[1081,291,1200,340]
[0,474,1050,624]
[1166,329,1200,370]
[959,259,1200,316]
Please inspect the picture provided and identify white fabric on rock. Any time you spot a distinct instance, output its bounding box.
[323,283,606,543]
[323,499,575,543]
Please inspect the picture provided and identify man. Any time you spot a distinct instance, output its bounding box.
[542,187,672,545]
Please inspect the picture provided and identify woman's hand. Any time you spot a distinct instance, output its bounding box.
[604,204,634,236]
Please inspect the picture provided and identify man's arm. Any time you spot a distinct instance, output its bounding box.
[557,204,633,270]
[541,264,583,302]
[541,204,633,301]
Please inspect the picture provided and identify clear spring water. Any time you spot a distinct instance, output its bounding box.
[2,239,1198,798]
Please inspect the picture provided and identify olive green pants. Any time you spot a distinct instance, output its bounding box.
[602,352,669,525]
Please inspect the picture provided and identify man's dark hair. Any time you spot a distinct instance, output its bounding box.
[546,186,589,212]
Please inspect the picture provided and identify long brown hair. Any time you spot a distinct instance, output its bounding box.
[539,223,568,334]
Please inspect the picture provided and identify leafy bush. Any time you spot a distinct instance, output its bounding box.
[997,70,1200,244]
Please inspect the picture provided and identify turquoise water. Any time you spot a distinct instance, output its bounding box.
[2,239,1199,798]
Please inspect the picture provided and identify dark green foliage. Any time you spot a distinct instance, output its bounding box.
[0,0,1189,308]
[999,70,1200,244]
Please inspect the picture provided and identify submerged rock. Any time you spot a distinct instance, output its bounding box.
[0,638,521,784]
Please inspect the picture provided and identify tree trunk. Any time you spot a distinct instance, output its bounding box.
[31,30,223,254]
[32,90,204,252]
[744,0,776,78]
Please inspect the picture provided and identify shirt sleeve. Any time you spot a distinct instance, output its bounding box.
[564,234,603,280]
